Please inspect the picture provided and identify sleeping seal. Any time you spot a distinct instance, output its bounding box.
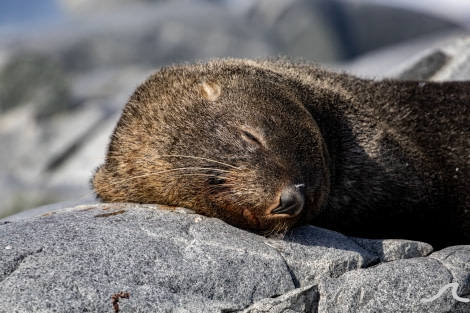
[92,58,469,248]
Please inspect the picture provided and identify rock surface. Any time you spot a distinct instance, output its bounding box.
[1,203,468,313]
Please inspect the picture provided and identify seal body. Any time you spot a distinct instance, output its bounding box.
[92,58,469,248]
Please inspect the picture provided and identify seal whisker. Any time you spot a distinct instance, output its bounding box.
[156,154,242,170]
[179,173,229,178]
[234,197,263,213]
[92,167,232,193]
[204,184,237,192]
[129,167,232,177]
[105,154,241,170]
[262,220,289,238]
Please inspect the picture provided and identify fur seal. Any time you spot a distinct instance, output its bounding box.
[92,58,469,248]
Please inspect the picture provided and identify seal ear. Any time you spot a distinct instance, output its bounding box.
[197,80,221,101]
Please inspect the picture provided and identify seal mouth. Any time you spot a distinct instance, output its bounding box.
[270,184,305,217]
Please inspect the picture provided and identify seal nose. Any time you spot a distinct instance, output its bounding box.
[271,185,305,216]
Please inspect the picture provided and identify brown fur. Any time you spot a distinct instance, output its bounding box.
[92,58,469,248]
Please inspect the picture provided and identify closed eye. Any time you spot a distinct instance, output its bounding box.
[241,129,263,146]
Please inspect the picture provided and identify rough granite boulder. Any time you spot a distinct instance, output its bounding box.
[2,203,468,313]
[1,38,470,312]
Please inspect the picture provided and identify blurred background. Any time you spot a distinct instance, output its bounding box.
[0,0,469,218]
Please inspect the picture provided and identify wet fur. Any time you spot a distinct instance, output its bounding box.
[92,58,469,248]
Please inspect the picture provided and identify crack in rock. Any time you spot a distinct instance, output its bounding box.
[1,247,44,282]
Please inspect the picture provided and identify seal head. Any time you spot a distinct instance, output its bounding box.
[92,60,330,233]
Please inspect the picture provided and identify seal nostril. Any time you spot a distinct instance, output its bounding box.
[271,186,305,216]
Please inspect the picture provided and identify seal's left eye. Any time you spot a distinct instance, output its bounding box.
[241,130,262,146]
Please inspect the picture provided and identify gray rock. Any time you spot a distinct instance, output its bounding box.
[351,237,433,262]
[430,246,470,296]
[1,203,468,312]
[397,37,470,81]
[0,204,293,312]
[337,31,470,79]
[267,226,378,287]
[318,258,465,313]
[241,285,319,313]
